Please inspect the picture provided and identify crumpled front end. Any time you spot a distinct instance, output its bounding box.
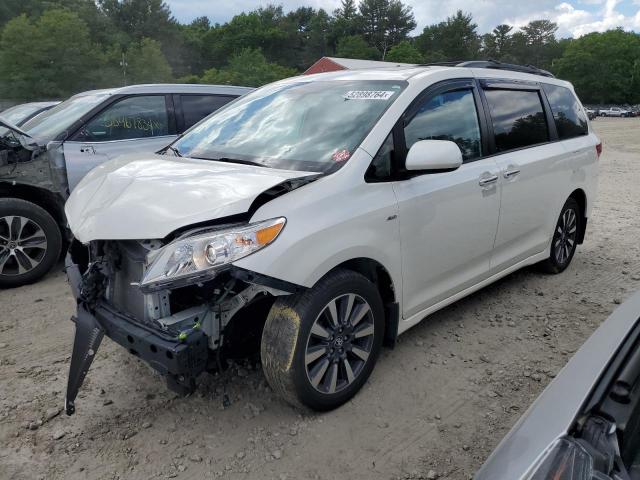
[64,237,299,415]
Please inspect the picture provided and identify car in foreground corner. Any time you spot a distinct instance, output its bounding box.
[475,290,640,480]
[63,61,600,415]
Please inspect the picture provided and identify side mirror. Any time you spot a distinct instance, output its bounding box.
[405,140,463,172]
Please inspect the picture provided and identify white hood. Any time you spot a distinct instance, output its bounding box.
[65,154,315,243]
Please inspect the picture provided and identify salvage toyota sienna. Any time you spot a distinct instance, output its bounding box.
[64,61,600,414]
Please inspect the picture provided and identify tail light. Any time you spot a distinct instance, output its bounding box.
[596,142,602,159]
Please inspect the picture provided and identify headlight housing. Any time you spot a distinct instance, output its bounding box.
[527,438,594,480]
[140,217,286,290]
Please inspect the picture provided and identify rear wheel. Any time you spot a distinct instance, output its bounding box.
[261,269,384,410]
[539,197,581,274]
[0,198,62,288]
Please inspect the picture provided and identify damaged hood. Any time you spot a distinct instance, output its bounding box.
[0,119,32,138]
[66,154,317,243]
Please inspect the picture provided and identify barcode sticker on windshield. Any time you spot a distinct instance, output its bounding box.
[344,90,395,100]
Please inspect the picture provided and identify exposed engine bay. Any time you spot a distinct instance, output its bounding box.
[64,237,302,415]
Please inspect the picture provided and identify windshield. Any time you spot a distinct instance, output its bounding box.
[0,104,44,126]
[173,80,406,172]
[21,93,110,142]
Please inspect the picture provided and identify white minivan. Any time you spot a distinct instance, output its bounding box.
[63,61,600,415]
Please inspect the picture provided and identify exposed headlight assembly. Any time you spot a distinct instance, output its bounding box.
[527,438,595,480]
[140,217,286,290]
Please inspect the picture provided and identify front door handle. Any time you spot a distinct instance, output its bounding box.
[478,174,499,187]
[503,169,521,179]
[80,145,95,154]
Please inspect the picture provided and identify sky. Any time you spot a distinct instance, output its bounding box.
[164,0,640,38]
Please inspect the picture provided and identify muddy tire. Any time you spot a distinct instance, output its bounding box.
[538,197,581,274]
[0,198,62,288]
[261,269,385,411]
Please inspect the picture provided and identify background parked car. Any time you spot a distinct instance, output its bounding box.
[0,83,252,288]
[600,106,632,117]
[475,290,640,480]
[585,107,598,120]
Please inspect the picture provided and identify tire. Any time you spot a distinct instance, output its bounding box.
[538,197,581,274]
[0,198,62,288]
[261,269,385,411]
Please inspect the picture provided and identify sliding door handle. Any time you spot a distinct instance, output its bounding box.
[478,174,498,187]
[503,169,521,179]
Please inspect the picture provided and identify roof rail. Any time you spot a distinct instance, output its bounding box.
[420,59,555,78]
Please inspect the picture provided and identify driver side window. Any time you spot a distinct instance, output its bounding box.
[404,89,482,162]
[74,95,169,142]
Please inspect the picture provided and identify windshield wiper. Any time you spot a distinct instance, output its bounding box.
[209,157,267,168]
[163,145,182,157]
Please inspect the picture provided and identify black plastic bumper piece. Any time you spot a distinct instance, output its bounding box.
[65,305,104,415]
[65,258,209,415]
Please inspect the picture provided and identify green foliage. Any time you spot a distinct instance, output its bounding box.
[336,35,380,60]
[198,48,297,87]
[0,9,101,99]
[416,10,480,62]
[126,38,173,84]
[0,1,638,104]
[359,0,416,58]
[386,41,423,63]
[553,29,640,104]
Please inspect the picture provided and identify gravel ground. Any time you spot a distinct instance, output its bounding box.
[1,117,639,480]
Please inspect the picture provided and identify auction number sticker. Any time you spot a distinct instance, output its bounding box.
[344,90,395,100]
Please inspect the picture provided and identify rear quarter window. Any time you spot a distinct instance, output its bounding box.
[542,84,588,140]
[484,89,549,153]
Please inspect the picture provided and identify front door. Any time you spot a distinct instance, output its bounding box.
[63,95,175,190]
[393,83,501,319]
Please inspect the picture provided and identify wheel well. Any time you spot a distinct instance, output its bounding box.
[569,188,587,244]
[0,183,66,230]
[328,258,399,347]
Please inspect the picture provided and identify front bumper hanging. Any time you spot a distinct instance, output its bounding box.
[64,258,209,416]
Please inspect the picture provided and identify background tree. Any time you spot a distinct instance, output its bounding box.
[358,0,416,58]
[416,10,480,62]
[481,24,513,60]
[199,48,297,87]
[335,35,380,59]
[554,29,640,104]
[126,38,173,84]
[521,19,561,69]
[385,40,423,63]
[0,9,100,99]
[330,0,362,48]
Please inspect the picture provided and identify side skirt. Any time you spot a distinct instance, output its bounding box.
[398,250,549,336]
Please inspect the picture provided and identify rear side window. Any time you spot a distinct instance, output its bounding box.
[75,95,169,142]
[542,84,588,140]
[180,95,236,130]
[404,89,482,162]
[484,89,549,153]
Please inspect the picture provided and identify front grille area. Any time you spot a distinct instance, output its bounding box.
[103,241,170,330]
[110,252,147,322]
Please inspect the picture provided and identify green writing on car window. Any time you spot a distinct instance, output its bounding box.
[104,116,164,134]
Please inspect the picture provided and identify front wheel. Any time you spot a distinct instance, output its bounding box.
[538,197,581,274]
[261,269,385,410]
[0,198,62,288]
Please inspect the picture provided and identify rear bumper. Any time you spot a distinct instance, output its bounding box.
[64,257,209,415]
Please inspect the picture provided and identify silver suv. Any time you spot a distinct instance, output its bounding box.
[0,84,252,287]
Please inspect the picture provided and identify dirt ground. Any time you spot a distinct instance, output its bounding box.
[1,117,639,480]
